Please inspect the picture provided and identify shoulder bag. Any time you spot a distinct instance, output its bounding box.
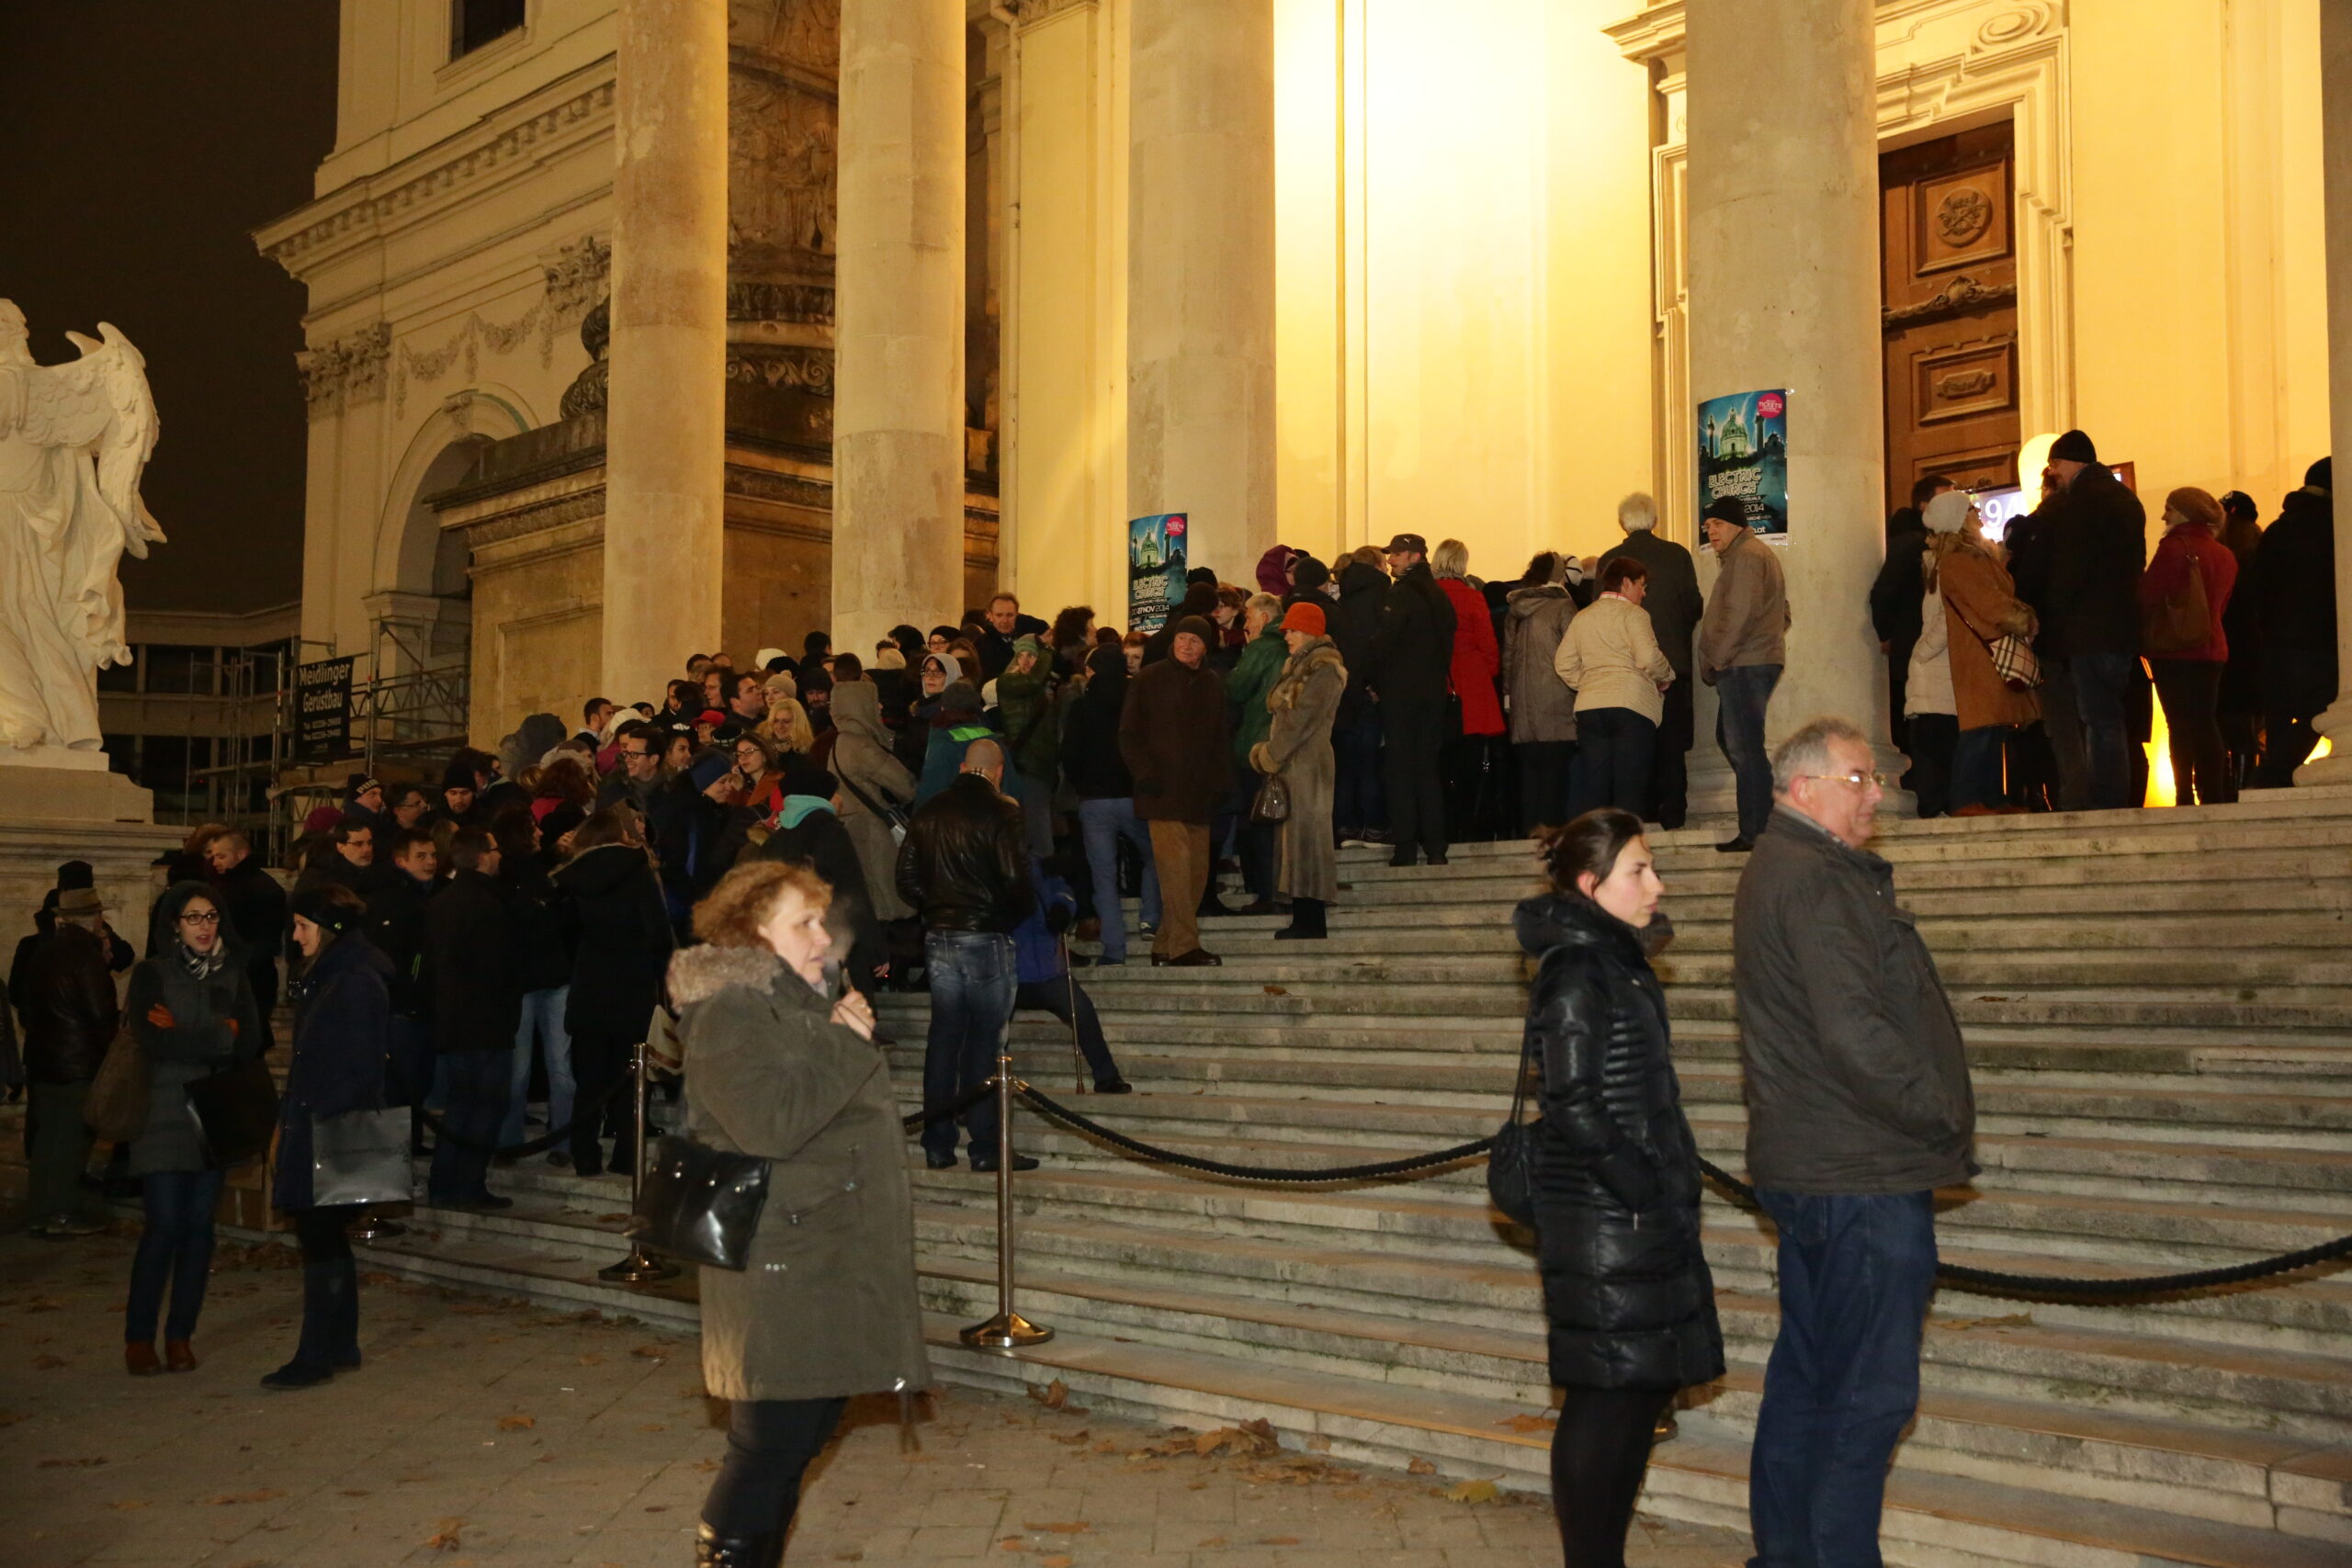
[186,1054,281,1168]
[1486,1019,1544,1227]
[628,1133,771,1270]
[310,1104,415,1206]
[1249,771,1291,825]
[2142,552,2211,657]
[83,1023,151,1143]
[836,770,912,847]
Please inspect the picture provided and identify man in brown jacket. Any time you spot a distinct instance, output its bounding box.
[1697,497,1790,850]
[1118,615,1232,966]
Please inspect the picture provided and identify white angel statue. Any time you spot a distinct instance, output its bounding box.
[0,299,164,757]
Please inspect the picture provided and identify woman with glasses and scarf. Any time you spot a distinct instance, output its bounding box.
[120,882,264,1375]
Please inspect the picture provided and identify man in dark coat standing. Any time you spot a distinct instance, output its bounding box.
[2248,457,2336,787]
[206,830,288,1054]
[365,829,442,1153]
[1599,493,1707,829]
[2040,429,2146,808]
[1327,553,1393,843]
[1868,475,1951,763]
[1732,716,1975,1566]
[16,886,120,1237]
[1118,615,1233,965]
[1368,534,1457,867]
[423,828,521,1210]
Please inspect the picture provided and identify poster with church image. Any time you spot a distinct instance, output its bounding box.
[1696,389,1789,538]
[1128,512,1188,633]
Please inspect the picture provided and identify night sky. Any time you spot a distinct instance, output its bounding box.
[0,3,338,615]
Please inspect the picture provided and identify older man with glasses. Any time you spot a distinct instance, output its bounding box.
[1731,716,1976,1568]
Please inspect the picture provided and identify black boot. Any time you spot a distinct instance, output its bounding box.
[327,1256,362,1370]
[695,1522,783,1568]
[1274,897,1327,941]
[261,1258,348,1390]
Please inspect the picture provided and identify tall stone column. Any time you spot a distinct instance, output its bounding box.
[605,0,729,704]
[2300,3,2352,786]
[1128,0,1276,581]
[1684,0,1894,768]
[833,0,967,656]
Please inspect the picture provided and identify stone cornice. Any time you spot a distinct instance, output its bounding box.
[1608,0,2063,64]
[254,62,616,280]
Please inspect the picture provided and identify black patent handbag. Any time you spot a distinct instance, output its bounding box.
[628,1134,771,1270]
[1487,1021,1543,1227]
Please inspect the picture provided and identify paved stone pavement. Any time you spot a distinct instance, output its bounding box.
[0,1227,1748,1567]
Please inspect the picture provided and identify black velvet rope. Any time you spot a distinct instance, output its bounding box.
[414,1067,636,1158]
[1014,1084,1495,1182]
[899,1080,998,1134]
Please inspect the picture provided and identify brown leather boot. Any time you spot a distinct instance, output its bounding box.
[125,1342,163,1377]
[164,1339,198,1372]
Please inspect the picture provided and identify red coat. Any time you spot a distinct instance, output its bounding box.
[2138,522,2237,663]
[1438,577,1505,736]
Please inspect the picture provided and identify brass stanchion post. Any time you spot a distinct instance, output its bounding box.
[600,1040,679,1284]
[959,1045,1051,1348]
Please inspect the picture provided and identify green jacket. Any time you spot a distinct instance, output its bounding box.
[1226,629,1288,769]
[673,943,932,1403]
[994,666,1061,781]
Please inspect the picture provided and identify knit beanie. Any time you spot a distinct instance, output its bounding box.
[2165,486,2222,532]
[2049,428,2099,465]
[1170,615,1216,646]
[2307,456,2333,496]
[289,886,363,939]
[1280,602,1328,636]
[1922,490,1974,535]
[940,680,984,716]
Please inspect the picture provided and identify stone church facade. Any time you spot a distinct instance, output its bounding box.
[260,0,2347,782]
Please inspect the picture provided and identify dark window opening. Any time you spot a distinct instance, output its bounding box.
[451,0,526,59]
[96,652,139,694]
[143,645,220,696]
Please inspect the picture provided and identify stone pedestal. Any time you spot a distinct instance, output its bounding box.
[1684,0,1897,787]
[1127,0,1276,581]
[0,755,157,825]
[0,759,179,959]
[605,0,730,705]
[2299,3,2352,787]
[833,0,968,656]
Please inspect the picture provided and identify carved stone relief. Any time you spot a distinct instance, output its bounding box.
[299,321,392,419]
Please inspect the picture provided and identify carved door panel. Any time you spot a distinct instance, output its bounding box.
[1881,125,2020,512]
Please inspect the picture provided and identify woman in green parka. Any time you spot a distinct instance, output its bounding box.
[673,860,930,1568]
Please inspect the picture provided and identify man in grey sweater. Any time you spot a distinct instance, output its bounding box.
[1731,715,1975,1567]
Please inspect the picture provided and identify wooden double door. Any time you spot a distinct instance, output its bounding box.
[1881,124,2020,512]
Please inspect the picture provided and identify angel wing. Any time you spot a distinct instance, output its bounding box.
[17,323,164,558]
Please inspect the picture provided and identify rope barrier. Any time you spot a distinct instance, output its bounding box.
[415,1067,636,1159]
[901,1080,999,1135]
[1016,1085,1495,1182]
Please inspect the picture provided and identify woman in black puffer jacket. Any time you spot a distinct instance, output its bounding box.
[1516,807,1722,1568]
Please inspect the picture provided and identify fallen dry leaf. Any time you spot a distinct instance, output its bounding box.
[496,1415,536,1431]
[1498,1413,1553,1433]
[204,1489,287,1506]
[692,1459,720,1473]
[996,1538,1026,1553]
[1262,984,1287,996]
[576,1353,605,1366]
[1040,1557,1073,1568]
[1186,1479,1208,1491]
[1091,1438,1119,1453]
[1445,1478,1498,1506]
[1026,1378,1069,1410]
[630,1345,667,1359]
[427,1517,466,1551]
[1408,1458,1437,1475]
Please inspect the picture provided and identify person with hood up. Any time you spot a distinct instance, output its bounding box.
[120,881,264,1374]
[1250,603,1348,940]
[1370,533,1458,867]
[648,750,741,935]
[915,679,996,805]
[1119,615,1233,966]
[669,861,928,1568]
[1328,550,1393,845]
[1503,552,1581,834]
[897,651,957,775]
[1904,490,2040,817]
[2140,486,2239,806]
[264,885,392,1389]
[756,759,888,995]
[1255,543,1299,597]
[552,808,673,1178]
[1062,644,1159,965]
[1516,809,1721,1568]
[828,677,920,923]
[994,634,1062,853]
[2246,457,2335,788]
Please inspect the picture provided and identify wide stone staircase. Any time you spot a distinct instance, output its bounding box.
[166,794,2352,1568]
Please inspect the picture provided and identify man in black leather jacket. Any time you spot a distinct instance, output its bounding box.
[896,739,1035,1172]
[1368,534,1457,867]
[16,886,121,1237]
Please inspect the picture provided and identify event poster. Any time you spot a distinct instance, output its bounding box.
[1696,389,1789,538]
[1127,513,1188,633]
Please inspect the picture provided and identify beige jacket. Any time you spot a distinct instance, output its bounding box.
[1698,528,1790,675]
[1554,593,1675,725]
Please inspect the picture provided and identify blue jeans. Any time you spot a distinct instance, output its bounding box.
[125,1168,225,1344]
[1715,664,1781,839]
[1078,797,1160,963]
[922,932,1017,1164]
[1748,1190,1939,1568]
[504,985,573,1147]
[1951,725,2007,811]
[2070,651,2135,808]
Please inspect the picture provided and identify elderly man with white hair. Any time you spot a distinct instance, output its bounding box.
[1731,715,1976,1566]
[1596,493,1704,828]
